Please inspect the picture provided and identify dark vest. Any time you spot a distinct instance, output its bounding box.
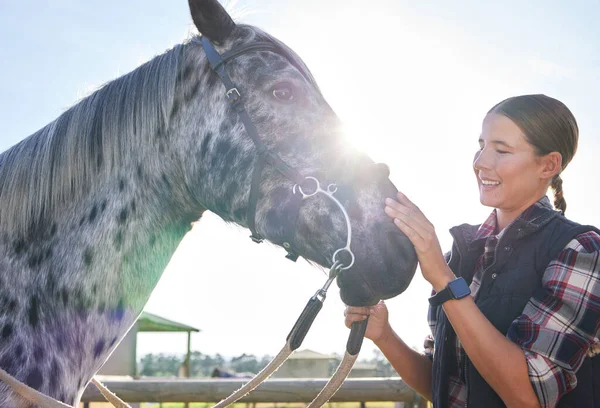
[431,209,600,407]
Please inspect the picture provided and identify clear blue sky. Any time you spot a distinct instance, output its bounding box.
[1,0,599,360]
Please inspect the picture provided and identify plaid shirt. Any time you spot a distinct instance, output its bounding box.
[428,197,600,407]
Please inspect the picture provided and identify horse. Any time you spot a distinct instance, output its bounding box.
[0,0,417,406]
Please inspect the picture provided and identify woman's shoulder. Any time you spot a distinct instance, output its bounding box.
[567,229,600,253]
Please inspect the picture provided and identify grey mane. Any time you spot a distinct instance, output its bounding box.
[0,42,185,238]
[0,25,318,239]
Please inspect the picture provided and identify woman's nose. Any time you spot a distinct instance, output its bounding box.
[473,149,491,170]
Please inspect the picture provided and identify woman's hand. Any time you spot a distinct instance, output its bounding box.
[344,301,391,344]
[384,191,454,291]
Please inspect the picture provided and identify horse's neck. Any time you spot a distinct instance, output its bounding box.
[0,155,200,405]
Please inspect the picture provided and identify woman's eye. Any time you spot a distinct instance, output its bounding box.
[496,150,509,154]
[272,85,294,102]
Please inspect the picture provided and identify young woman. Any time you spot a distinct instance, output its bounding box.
[345,95,600,407]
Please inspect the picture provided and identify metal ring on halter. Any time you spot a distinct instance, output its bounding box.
[293,176,356,271]
[293,176,320,198]
[332,247,355,270]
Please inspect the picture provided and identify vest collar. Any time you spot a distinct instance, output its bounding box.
[450,196,561,253]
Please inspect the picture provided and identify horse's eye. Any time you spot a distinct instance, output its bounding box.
[272,85,294,102]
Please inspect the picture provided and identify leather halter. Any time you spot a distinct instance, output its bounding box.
[200,36,313,260]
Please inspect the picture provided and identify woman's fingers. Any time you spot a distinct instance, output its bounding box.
[384,201,430,237]
[344,306,369,328]
[391,215,425,248]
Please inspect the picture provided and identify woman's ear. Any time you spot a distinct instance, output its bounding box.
[188,0,236,43]
[540,151,563,180]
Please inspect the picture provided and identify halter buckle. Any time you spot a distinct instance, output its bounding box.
[250,233,263,244]
[226,88,241,102]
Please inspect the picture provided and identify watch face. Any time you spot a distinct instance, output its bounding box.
[449,278,471,299]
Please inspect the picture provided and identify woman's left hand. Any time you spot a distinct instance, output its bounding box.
[384,191,454,291]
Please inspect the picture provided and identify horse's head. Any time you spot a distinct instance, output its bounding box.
[178,0,417,306]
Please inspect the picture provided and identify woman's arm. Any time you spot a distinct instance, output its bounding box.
[345,303,433,401]
[437,282,541,407]
[385,192,541,407]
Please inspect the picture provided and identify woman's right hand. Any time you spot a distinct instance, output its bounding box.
[344,300,391,344]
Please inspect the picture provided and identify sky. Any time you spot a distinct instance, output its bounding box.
[1,0,599,362]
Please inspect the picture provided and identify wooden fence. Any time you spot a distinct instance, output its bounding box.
[81,378,428,407]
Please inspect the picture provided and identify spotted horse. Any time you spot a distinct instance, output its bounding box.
[0,0,418,406]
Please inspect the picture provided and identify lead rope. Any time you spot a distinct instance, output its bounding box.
[0,366,130,408]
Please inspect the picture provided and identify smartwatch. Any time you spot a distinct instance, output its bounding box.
[428,277,471,307]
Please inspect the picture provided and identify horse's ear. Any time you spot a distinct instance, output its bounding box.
[188,0,236,43]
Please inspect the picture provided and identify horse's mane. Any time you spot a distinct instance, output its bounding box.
[0,25,318,238]
[0,41,186,237]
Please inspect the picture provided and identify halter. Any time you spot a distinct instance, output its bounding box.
[200,36,366,407]
[199,36,354,267]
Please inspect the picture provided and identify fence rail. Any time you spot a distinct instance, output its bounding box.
[81,378,427,406]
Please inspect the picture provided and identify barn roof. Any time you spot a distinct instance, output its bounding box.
[138,312,200,333]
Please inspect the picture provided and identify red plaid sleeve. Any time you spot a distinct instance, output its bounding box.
[507,231,600,408]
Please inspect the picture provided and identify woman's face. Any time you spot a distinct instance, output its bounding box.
[473,113,549,214]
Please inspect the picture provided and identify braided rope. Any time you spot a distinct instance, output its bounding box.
[306,351,358,408]
[0,367,129,408]
[212,342,294,408]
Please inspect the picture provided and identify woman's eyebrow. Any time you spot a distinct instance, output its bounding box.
[478,138,513,148]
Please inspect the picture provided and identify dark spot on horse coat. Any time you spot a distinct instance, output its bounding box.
[200,132,213,160]
[162,173,171,189]
[8,298,17,313]
[13,239,27,255]
[28,296,39,327]
[170,98,181,118]
[182,62,195,83]
[131,200,136,214]
[79,216,86,227]
[112,298,126,321]
[56,336,65,353]
[15,344,23,358]
[149,234,156,246]
[97,152,103,170]
[137,165,143,180]
[219,120,232,136]
[61,289,69,306]
[1,323,13,339]
[185,79,202,103]
[114,231,123,250]
[28,252,43,268]
[109,337,118,348]
[89,205,98,223]
[49,359,62,391]
[118,208,128,224]
[0,355,16,373]
[46,274,57,293]
[25,368,44,389]
[34,345,45,362]
[84,248,93,267]
[93,339,105,358]
[101,199,108,213]
[119,179,126,191]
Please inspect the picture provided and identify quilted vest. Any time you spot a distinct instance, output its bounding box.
[431,209,600,407]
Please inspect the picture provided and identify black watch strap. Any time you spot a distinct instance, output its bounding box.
[428,277,470,307]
